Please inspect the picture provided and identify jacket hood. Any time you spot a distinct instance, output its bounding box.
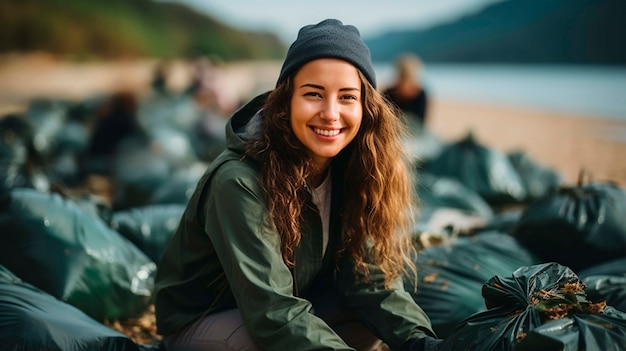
[225,91,271,154]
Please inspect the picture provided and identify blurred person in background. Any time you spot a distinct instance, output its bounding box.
[183,55,238,162]
[154,19,440,351]
[185,55,238,117]
[82,91,151,204]
[151,61,171,96]
[383,53,429,130]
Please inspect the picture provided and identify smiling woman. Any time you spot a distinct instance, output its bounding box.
[153,18,441,351]
[290,58,363,181]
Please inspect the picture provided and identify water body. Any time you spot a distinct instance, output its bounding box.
[375,64,626,122]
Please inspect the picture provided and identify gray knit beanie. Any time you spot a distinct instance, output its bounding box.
[277,19,376,88]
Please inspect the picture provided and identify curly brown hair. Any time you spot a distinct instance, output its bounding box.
[245,71,417,289]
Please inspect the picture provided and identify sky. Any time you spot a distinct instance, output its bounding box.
[173,0,503,44]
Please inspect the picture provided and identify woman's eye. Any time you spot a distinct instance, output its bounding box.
[341,94,358,101]
[303,91,321,98]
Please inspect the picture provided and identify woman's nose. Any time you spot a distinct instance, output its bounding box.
[320,100,339,121]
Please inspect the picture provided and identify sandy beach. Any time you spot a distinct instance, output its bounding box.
[1,55,625,188]
[426,98,626,187]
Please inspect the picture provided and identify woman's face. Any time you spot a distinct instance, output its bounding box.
[290,58,363,172]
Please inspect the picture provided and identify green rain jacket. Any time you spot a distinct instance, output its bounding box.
[154,92,435,350]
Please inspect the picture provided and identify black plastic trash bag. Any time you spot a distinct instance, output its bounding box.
[150,126,199,171]
[111,204,185,262]
[150,165,204,205]
[512,181,626,272]
[439,262,626,351]
[579,257,626,313]
[413,172,495,235]
[24,98,67,160]
[0,114,30,192]
[406,231,541,337]
[0,188,156,321]
[578,257,626,278]
[0,264,144,351]
[415,172,494,220]
[112,143,172,210]
[474,208,523,235]
[516,312,626,351]
[579,275,626,313]
[188,111,228,163]
[402,119,445,166]
[0,113,54,193]
[507,150,562,202]
[69,191,115,225]
[422,132,526,206]
[50,119,90,186]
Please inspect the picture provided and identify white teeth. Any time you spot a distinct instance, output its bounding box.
[314,128,340,136]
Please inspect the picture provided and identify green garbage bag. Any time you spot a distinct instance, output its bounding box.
[578,257,626,278]
[439,263,626,351]
[512,181,626,272]
[406,231,541,337]
[112,142,171,210]
[0,188,156,321]
[150,167,203,206]
[0,113,54,193]
[507,150,562,202]
[516,310,626,351]
[415,172,494,219]
[0,264,145,351]
[579,257,626,313]
[422,132,526,206]
[111,204,185,262]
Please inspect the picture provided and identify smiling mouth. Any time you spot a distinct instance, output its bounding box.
[313,128,341,137]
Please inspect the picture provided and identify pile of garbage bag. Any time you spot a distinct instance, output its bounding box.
[1,88,625,350]
[0,188,156,321]
[407,231,541,337]
[0,90,221,349]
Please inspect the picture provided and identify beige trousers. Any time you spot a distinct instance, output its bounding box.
[163,290,383,351]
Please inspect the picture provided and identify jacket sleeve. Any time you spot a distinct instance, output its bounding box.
[337,256,437,350]
[204,161,354,350]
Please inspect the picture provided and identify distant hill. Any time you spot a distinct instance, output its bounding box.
[0,0,286,61]
[366,0,626,65]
